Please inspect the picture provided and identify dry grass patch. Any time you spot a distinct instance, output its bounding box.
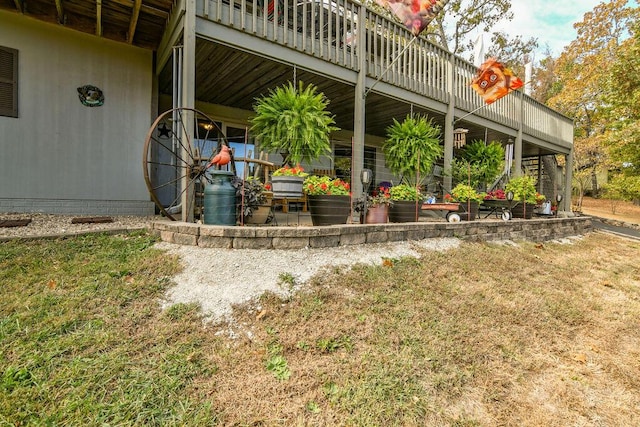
[208,234,640,425]
[2,232,640,426]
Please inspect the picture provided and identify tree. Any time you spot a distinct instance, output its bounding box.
[602,16,640,179]
[547,0,637,199]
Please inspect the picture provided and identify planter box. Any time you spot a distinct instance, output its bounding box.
[272,176,304,198]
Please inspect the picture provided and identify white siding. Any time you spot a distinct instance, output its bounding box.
[0,11,154,209]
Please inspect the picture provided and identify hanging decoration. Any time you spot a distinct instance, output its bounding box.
[453,128,468,149]
[374,0,450,36]
[470,58,523,104]
[77,85,104,107]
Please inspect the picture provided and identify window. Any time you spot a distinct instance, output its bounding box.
[0,46,18,118]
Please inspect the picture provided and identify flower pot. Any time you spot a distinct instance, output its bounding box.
[364,204,389,224]
[389,200,420,223]
[511,203,536,219]
[272,176,304,198]
[244,205,271,224]
[307,195,351,226]
[458,201,479,221]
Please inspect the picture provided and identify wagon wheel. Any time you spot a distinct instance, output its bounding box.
[143,108,234,221]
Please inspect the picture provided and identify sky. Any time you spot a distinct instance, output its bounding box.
[484,0,607,58]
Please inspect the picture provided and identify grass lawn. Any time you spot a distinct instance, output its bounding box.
[1,231,640,426]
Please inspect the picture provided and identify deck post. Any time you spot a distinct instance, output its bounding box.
[443,52,455,193]
[181,0,197,222]
[513,91,524,177]
[564,151,574,212]
[352,2,367,200]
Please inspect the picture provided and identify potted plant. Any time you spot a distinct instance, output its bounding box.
[446,183,485,220]
[250,82,339,197]
[387,183,422,222]
[383,114,444,187]
[354,186,393,224]
[448,140,505,191]
[303,175,351,226]
[231,176,273,224]
[505,175,538,218]
[270,164,309,198]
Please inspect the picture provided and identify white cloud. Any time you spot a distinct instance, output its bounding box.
[478,0,603,57]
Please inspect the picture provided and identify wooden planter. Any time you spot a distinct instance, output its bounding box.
[511,203,536,219]
[271,176,304,198]
[458,201,479,221]
[307,195,351,226]
[389,200,420,223]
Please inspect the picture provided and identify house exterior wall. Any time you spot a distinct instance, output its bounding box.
[0,11,155,215]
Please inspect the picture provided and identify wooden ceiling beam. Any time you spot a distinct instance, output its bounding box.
[96,0,102,36]
[109,0,169,19]
[54,0,65,23]
[127,0,142,44]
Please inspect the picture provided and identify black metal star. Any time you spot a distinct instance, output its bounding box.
[157,122,171,139]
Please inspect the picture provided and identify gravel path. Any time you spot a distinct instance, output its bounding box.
[156,238,461,324]
[0,213,156,239]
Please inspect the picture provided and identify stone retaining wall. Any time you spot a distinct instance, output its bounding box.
[150,217,592,249]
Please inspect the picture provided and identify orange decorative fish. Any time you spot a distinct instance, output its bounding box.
[471,58,524,104]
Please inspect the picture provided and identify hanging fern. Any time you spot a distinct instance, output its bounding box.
[383,114,443,184]
[250,82,339,165]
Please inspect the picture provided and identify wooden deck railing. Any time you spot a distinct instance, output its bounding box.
[198,0,573,148]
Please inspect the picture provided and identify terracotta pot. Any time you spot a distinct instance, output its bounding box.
[244,205,271,224]
[389,200,420,223]
[364,204,389,224]
[307,195,351,226]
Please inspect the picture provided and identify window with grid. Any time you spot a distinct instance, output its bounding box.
[0,46,18,118]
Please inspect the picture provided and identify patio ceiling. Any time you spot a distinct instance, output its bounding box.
[158,39,541,155]
[3,0,555,157]
[0,0,173,50]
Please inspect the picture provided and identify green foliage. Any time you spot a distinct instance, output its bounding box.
[231,176,269,218]
[316,335,353,353]
[450,184,485,203]
[448,140,505,190]
[383,114,443,185]
[265,332,291,381]
[388,184,422,201]
[603,174,640,202]
[505,175,538,204]
[265,354,291,381]
[250,81,339,165]
[303,175,351,196]
[0,234,218,425]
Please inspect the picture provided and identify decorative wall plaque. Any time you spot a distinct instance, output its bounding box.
[77,85,104,107]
